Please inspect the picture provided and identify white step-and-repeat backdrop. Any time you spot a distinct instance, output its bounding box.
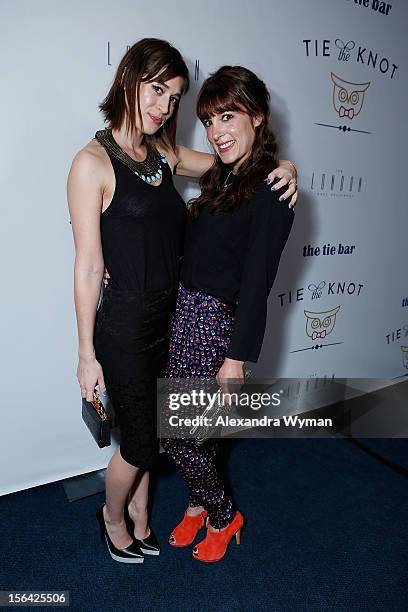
[1,0,406,495]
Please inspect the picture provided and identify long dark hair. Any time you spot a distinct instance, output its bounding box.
[190,66,278,216]
[99,38,189,151]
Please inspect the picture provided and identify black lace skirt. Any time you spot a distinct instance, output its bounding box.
[94,286,177,469]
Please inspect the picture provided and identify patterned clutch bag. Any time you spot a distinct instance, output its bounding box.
[81,392,115,448]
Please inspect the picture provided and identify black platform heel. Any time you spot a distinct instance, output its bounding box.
[96,505,144,564]
[124,505,160,556]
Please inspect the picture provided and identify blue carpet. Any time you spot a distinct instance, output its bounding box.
[1,439,407,612]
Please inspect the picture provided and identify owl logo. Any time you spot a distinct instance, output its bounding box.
[304,306,341,341]
[401,346,408,370]
[331,72,370,120]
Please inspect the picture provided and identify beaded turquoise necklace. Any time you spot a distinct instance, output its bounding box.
[95,129,167,183]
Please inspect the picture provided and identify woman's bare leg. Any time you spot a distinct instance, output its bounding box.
[187,505,205,516]
[127,471,150,539]
[103,447,140,549]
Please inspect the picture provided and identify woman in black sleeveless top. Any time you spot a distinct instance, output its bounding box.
[68,39,298,564]
[93,133,185,468]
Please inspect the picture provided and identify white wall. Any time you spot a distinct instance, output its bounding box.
[1,0,406,495]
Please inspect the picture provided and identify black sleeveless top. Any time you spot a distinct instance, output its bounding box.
[98,141,186,292]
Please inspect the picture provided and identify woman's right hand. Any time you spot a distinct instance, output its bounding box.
[216,358,245,403]
[77,355,106,402]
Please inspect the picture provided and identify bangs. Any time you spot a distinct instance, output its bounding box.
[144,62,189,95]
[197,85,245,122]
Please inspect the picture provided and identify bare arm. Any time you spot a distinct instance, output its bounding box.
[173,145,214,178]
[67,148,106,401]
[173,145,298,208]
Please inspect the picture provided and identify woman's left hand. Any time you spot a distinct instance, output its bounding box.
[216,358,245,400]
[266,160,298,208]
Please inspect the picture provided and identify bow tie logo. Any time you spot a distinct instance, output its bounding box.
[311,330,327,341]
[339,106,355,119]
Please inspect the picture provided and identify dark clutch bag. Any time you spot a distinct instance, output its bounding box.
[82,392,115,448]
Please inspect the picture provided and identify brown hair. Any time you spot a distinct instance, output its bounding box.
[99,38,189,151]
[190,66,278,215]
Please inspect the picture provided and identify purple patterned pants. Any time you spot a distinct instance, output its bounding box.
[161,284,236,529]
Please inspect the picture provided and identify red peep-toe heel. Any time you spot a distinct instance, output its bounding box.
[192,510,244,563]
[169,509,208,547]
